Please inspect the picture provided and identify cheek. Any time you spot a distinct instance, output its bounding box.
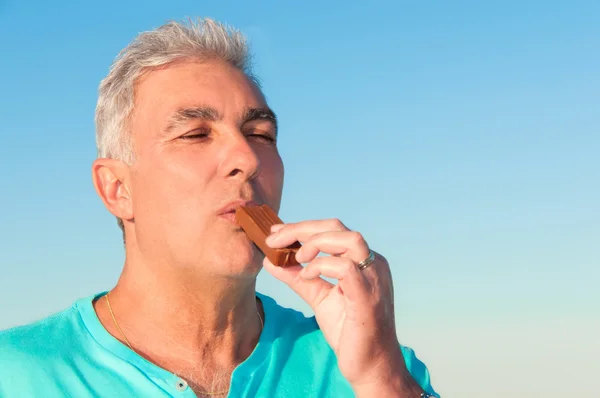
[262,149,284,178]
[133,152,216,216]
[164,149,220,190]
[258,152,284,202]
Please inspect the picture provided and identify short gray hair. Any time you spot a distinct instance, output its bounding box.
[94,18,257,234]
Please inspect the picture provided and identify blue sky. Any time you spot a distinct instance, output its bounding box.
[0,1,598,396]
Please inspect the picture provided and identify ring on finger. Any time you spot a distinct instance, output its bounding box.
[357,250,376,271]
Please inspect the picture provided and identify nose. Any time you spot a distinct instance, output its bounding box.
[222,133,260,181]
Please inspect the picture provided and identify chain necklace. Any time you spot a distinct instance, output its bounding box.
[105,291,264,396]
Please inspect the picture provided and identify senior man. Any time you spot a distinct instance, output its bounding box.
[0,18,439,398]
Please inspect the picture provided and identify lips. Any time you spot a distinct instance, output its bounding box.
[218,200,257,217]
[218,200,256,225]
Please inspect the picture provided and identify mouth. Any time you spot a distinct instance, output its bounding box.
[218,200,258,224]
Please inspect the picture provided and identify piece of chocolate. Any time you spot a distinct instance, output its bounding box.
[235,204,301,266]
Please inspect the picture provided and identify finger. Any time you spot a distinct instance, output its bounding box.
[270,224,285,233]
[300,256,369,301]
[262,256,334,307]
[294,230,370,265]
[265,218,348,248]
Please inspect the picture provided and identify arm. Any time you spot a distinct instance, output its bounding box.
[352,345,438,397]
[352,355,425,397]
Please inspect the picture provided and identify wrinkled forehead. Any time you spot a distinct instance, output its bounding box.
[128,58,267,143]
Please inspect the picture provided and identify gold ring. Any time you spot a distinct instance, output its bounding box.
[357,251,376,271]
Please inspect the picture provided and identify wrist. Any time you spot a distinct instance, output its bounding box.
[352,369,423,398]
[351,348,424,398]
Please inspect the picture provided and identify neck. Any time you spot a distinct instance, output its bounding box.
[96,249,263,371]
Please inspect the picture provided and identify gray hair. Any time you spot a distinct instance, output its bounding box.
[94,18,258,235]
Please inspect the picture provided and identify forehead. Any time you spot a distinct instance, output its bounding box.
[131,59,266,133]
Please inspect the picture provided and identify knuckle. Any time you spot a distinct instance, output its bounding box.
[349,231,366,245]
[328,218,346,230]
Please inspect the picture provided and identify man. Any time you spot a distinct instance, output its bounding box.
[0,18,439,397]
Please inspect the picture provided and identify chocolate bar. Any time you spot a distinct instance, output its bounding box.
[235,204,301,266]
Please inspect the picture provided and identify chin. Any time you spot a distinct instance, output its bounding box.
[205,235,264,277]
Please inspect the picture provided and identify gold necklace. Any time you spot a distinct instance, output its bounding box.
[105,291,264,396]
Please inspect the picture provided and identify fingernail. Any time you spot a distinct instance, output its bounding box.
[271,224,284,233]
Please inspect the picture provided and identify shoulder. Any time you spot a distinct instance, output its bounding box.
[1,306,77,350]
[0,302,87,371]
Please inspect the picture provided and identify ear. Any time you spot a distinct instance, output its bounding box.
[91,158,134,222]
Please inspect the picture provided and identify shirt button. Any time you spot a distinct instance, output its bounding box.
[175,378,189,391]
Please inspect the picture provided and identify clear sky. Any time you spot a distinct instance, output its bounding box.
[0,1,598,396]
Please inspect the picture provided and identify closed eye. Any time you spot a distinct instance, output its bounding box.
[180,128,210,140]
[246,133,276,144]
[180,133,209,140]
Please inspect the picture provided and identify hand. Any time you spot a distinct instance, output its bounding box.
[263,218,410,389]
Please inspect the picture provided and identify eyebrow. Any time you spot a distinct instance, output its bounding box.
[164,106,221,133]
[242,107,278,136]
[163,106,278,136]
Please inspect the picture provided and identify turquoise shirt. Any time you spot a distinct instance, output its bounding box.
[0,292,439,397]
